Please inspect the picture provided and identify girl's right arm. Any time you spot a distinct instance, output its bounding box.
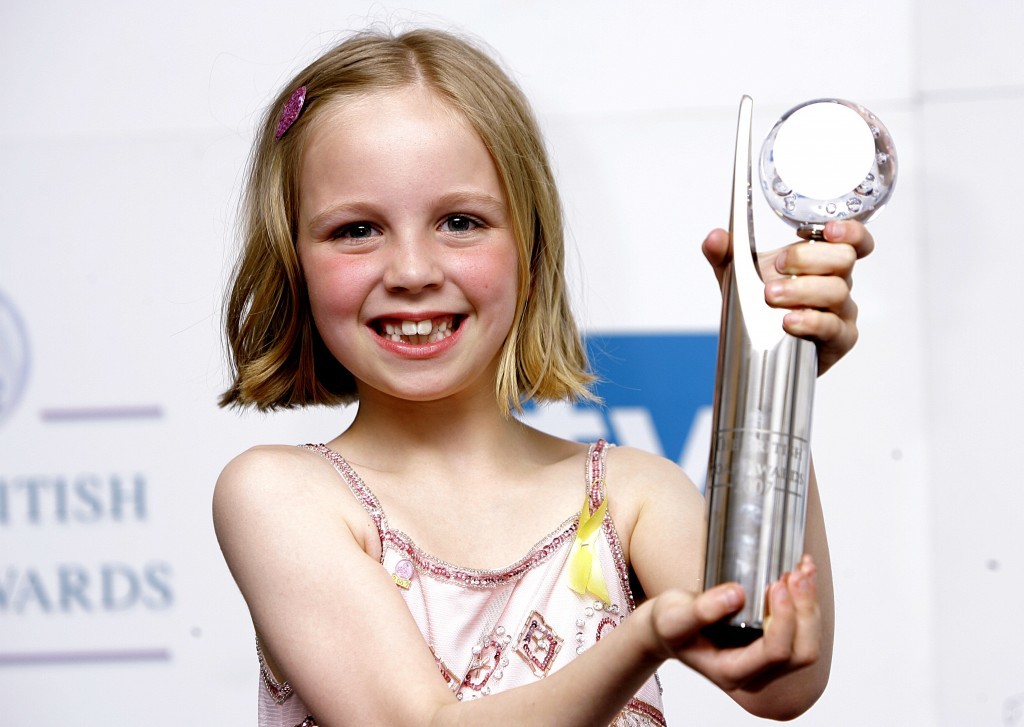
[213,445,743,727]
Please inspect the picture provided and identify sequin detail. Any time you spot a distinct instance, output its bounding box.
[516,610,563,677]
[575,599,622,654]
[432,645,460,691]
[613,699,668,727]
[586,440,636,611]
[461,631,510,692]
[597,616,618,641]
[256,637,293,704]
[384,524,578,589]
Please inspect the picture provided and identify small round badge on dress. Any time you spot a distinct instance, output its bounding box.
[392,559,414,589]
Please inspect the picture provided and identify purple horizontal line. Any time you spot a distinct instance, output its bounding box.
[40,405,164,422]
[0,648,171,666]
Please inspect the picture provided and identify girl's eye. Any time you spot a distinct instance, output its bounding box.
[333,223,378,240]
[441,215,482,233]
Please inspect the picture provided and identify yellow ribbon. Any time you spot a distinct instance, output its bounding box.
[567,492,610,605]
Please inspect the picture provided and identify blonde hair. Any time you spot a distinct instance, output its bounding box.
[221,28,595,414]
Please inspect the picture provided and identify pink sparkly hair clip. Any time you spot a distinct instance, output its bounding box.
[275,85,307,140]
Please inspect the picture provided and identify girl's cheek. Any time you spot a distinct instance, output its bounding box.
[457,246,519,292]
[304,258,371,317]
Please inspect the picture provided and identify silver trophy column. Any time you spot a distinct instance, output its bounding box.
[703,96,896,646]
[703,96,817,646]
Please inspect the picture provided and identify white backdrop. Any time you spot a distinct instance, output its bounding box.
[0,2,1020,725]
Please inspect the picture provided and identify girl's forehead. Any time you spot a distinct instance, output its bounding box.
[297,84,500,193]
[310,85,473,138]
[295,83,507,212]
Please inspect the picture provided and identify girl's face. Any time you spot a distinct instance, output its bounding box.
[295,85,520,408]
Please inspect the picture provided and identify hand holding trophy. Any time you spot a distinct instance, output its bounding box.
[703,97,896,646]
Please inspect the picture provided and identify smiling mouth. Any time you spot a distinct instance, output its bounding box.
[372,315,462,344]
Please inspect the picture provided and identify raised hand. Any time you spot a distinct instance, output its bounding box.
[702,220,875,375]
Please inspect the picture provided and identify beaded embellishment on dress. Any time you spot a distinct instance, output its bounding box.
[257,637,293,705]
[516,610,563,677]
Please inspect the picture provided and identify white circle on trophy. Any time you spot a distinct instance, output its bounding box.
[772,103,874,201]
[760,98,897,233]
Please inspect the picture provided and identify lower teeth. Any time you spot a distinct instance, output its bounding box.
[388,329,453,344]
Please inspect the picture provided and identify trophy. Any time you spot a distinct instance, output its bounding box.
[702,97,896,646]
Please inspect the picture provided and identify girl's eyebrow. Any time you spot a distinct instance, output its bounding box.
[307,202,374,232]
[306,191,508,231]
[434,191,507,212]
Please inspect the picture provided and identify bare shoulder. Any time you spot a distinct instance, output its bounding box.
[604,445,707,595]
[215,444,327,502]
[604,445,704,515]
[213,444,374,563]
[215,445,329,525]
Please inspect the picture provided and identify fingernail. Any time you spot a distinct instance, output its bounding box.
[722,585,743,610]
[766,281,785,299]
[775,250,789,272]
[825,221,843,240]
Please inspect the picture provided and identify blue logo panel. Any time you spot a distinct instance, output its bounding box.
[587,332,717,458]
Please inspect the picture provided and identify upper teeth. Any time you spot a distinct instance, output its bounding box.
[383,317,453,342]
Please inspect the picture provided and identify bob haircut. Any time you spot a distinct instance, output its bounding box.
[220,28,595,415]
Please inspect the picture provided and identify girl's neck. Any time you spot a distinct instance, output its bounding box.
[330,387,535,474]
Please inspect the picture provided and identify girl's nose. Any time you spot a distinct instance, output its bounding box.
[382,234,444,294]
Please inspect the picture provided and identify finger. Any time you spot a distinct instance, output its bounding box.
[684,579,799,690]
[765,275,854,313]
[782,309,859,375]
[653,585,744,650]
[758,577,799,666]
[701,228,730,287]
[774,241,857,280]
[823,220,875,259]
[783,308,854,342]
[787,556,822,668]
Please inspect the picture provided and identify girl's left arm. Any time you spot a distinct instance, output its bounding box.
[620,451,832,720]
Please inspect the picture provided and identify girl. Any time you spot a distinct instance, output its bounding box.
[215,28,871,727]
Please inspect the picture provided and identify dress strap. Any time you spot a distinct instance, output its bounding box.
[300,443,390,543]
[567,440,614,604]
[586,439,610,511]
[583,439,637,611]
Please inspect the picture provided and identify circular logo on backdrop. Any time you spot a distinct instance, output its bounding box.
[0,290,31,428]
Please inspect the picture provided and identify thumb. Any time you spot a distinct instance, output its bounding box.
[652,585,744,651]
[701,228,731,288]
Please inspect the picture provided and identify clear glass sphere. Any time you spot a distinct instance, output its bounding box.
[759,98,897,235]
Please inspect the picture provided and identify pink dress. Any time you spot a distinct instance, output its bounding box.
[257,440,665,727]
